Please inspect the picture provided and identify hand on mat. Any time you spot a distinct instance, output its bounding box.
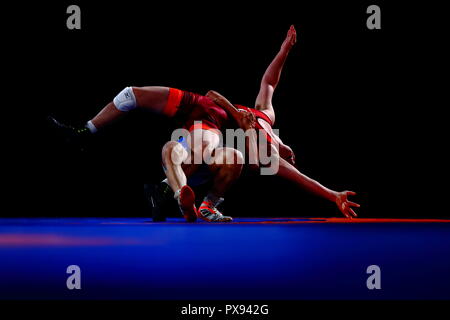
[335,191,360,218]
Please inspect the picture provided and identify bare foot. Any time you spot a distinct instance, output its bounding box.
[281,25,297,50]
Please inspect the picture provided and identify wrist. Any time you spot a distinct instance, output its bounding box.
[330,191,339,203]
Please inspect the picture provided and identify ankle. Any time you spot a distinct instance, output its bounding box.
[85,120,97,133]
[202,193,224,208]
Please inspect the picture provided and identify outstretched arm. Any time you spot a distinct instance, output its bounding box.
[277,157,360,218]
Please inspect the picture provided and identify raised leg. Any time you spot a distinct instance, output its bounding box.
[89,102,125,130]
[91,86,170,130]
[255,25,297,124]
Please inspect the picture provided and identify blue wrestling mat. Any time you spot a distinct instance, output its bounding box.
[0,217,449,300]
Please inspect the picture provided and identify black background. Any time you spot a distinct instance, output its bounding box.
[4,1,445,218]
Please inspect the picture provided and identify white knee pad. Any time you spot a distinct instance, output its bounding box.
[113,87,137,112]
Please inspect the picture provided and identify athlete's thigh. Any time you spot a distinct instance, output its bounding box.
[162,140,189,166]
[208,147,228,172]
[181,163,201,178]
[209,147,243,167]
[132,86,170,113]
[255,84,276,124]
[188,129,220,165]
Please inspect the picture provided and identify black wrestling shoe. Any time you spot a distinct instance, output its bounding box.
[144,181,174,222]
[47,116,92,151]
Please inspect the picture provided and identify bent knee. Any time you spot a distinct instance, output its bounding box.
[162,141,187,165]
[113,86,138,112]
[190,135,218,161]
[230,148,244,165]
[255,106,275,125]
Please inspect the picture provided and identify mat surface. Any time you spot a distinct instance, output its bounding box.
[1,217,449,299]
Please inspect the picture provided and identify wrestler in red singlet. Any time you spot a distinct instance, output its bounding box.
[236,104,295,165]
[163,88,293,163]
[234,104,274,142]
[162,88,232,133]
